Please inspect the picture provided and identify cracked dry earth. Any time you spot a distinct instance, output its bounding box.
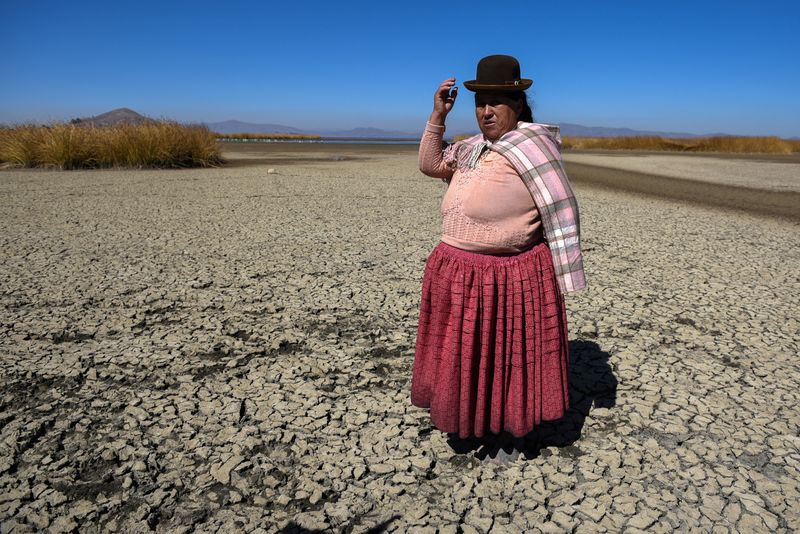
[1,148,799,533]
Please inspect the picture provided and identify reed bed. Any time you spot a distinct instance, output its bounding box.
[561,135,799,154]
[216,132,321,141]
[451,133,799,154]
[0,122,222,169]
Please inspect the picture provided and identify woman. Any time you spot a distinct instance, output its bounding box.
[410,55,586,446]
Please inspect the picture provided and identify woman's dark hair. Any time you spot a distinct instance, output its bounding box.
[513,92,534,122]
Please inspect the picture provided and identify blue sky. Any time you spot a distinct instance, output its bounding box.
[2,0,799,136]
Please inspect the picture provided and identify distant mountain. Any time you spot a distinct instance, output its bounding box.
[71,108,153,127]
[205,120,303,135]
[451,123,730,139]
[206,121,419,138]
[557,123,707,138]
[74,110,796,139]
[212,119,737,139]
[312,127,421,139]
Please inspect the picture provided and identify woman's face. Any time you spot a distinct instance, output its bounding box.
[475,92,523,141]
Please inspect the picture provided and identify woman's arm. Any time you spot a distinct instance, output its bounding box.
[419,78,459,179]
[418,122,455,179]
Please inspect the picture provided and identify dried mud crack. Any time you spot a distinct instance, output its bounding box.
[1,148,799,532]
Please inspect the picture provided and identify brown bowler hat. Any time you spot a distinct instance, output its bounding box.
[463,55,533,92]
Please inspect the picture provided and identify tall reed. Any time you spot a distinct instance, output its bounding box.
[0,125,41,167]
[449,133,799,154]
[0,122,222,169]
[560,135,797,154]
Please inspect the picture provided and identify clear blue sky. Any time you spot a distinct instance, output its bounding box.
[2,0,799,136]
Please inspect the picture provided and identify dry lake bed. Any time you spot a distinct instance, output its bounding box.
[1,142,799,533]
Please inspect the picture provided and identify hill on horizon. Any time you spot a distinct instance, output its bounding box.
[206,120,303,135]
[71,108,155,127]
[557,123,723,138]
[204,121,419,139]
[205,118,745,139]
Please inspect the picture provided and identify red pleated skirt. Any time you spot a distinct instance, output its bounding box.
[410,241,570,439]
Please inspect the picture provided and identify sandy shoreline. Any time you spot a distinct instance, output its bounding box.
[563,152,800,192]
[215,142,800,220]
[1,147,799,532]
[564,162,800,221]
[562,151,800,221]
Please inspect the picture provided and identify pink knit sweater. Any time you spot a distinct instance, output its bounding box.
[418,122,543,254]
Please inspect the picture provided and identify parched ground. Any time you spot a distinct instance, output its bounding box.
[1,145,799,533]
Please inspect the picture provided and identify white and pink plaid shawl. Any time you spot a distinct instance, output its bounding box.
[443,122,587,294]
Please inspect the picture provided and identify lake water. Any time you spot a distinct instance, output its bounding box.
[217,138,419,145]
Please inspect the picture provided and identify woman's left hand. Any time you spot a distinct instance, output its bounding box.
[431,78,458,125]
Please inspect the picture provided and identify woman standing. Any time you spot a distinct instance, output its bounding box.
[410,55,586,445]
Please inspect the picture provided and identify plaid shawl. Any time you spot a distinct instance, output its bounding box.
[443,122,587,294]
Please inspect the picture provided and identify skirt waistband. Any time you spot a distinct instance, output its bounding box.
[433,240,549,267]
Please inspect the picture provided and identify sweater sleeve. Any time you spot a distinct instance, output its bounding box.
[418,121,456,180]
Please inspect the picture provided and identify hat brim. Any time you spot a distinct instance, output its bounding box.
[463,79,533,92]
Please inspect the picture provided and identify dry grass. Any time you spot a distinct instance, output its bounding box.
[215,132,321,141]
[561,135,799,154]
[451,133,799,154]
[0,122,222,169]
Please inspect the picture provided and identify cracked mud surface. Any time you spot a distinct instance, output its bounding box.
[1,146,799,533]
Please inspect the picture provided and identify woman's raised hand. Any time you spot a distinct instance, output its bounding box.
[430,78,458,125]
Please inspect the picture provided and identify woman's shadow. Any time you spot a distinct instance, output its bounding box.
[447,339,617,461]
